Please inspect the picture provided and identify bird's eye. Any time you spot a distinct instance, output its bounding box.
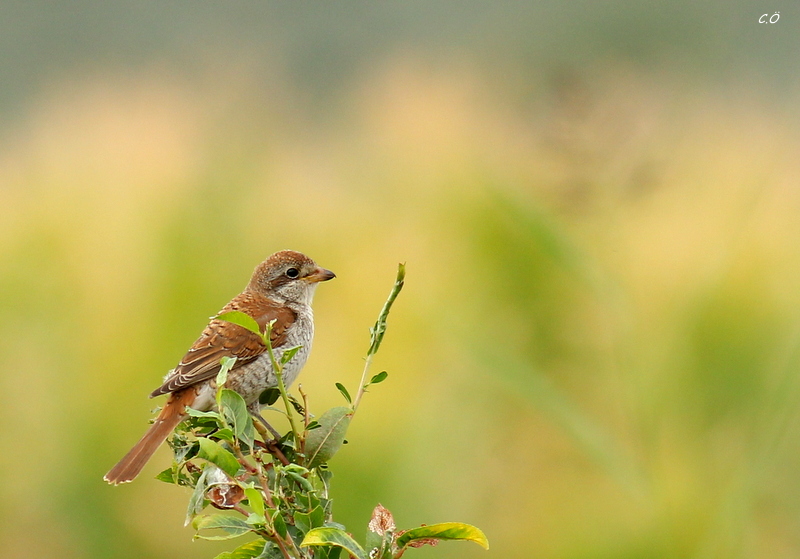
[285,267,300,278]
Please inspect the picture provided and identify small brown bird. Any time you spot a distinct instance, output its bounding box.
[104,250,335,485]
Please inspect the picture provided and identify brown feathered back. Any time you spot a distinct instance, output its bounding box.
[149,292,296,398]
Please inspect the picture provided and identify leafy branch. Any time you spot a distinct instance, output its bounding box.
[157,264,488,558]
[351,262,405,412]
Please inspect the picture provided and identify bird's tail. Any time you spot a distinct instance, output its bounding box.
[104,389,194,485]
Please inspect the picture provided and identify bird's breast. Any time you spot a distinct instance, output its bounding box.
[225,309,314,405]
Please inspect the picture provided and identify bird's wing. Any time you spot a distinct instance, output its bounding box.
[149,292,296,397]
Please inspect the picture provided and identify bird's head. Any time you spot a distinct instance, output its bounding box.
[248,250,335,305]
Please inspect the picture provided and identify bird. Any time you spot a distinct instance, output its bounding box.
[104,250,335,485]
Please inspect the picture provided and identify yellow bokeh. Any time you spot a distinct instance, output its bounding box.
[1,10,800,558]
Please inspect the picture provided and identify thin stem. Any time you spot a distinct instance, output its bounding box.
[253,453,276,509]
[273,536,294,559]
[284,531,303,558]
[253,413,282,440]
[298,384,310,459]
[232,445,257,475]
[264,322,302,450]
[231,504,249,517]
[352,263,405,412]
[265,440,290,466]
[275,370,301,446]
[352,354,375,413]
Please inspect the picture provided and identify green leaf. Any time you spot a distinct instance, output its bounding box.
[294,511,312,535]
[186,466,210,525]
[193,514,252,541]
[295,492,320,510]
[186,417,220,435]
[219,389,256,447]
[186,408,223,420]
[317,468,333,498]
[212,428,235,444]
[216,355,238,386]
[212,539,268,559]
[369,371,388,384]
[244,487,265,517]
[246,513,266,526]
[334,383,352,404]
[197,438,241,477]
[395,522,489,550]
[301,527,367,559]
[314,549,342,559]
[286,471,314,492]
[217,311,263,337]
[157,463,193,486]
[364,531,383,558]
[258,388,281,406]
[283,463,309,474]
[156,467,175,484]
[309,505,325,528]
[278,431,296,450]
[294,504,325,535]
[304,407,352,468]
[255,542,285,559]
[272,511,288,539]
[280,345,303,365]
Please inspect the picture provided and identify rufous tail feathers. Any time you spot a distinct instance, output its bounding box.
[104,389,194,485]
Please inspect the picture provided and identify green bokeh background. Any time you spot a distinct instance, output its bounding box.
[2,2,800,558]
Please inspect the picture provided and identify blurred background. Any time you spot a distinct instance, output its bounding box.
[1,1,800,558]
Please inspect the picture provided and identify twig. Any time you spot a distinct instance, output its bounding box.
[264,321,302,448]
[352,263,405,412]
[298,384,310,460]
[257,439,290,466]
[231,445,257,475]
[273,536,293,559]
[232,504,249,517]
[252,453,276,509]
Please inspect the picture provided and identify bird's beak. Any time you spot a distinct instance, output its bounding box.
[305,267,336,283]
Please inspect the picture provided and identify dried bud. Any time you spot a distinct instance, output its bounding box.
[207,483,245,509]
[368,503,396,535]
[205,465,245,509]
